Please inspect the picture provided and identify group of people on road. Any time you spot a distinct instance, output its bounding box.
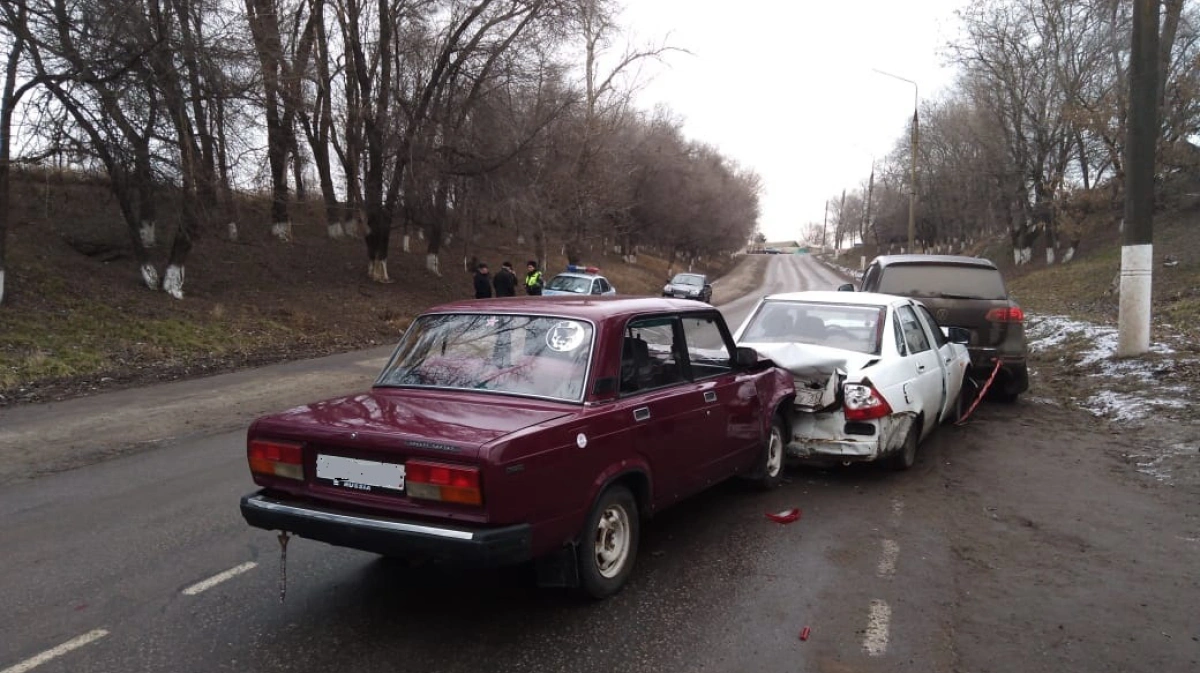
[473,261,544,299]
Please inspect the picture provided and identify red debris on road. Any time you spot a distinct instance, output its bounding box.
[765,508,802,524]
[799,626,811,641]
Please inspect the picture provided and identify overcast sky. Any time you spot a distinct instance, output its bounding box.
[619,0,969,242]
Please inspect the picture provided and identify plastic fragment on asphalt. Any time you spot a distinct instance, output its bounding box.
[799,626,811,641]
[765,508,802,524]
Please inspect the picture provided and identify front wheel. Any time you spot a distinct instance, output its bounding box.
[576,485,639,599]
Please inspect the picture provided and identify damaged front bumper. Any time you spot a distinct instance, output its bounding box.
[786,413,915,463]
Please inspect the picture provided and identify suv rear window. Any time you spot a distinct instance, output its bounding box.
[877,264,1007,300]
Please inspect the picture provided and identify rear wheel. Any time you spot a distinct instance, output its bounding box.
[946,376,979,424]
[576,485,639,599]
[889,422,920,471]
[752,416,786,490]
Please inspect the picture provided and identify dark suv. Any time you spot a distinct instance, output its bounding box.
[841,255,1029,401]
[662,273,713,303]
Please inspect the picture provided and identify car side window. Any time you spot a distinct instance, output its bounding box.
[862,264,880,291]
[916,305,949,348]
[619,317,687,394]
[892,311,908,356]
[590,280,602,295]
[681,314,733,379]
[897,305,932,354]
[599,278,612,293]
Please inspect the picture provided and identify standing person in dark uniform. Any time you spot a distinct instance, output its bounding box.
[493,261,518,297]
[473,263,493,299]
[524,260,544,296]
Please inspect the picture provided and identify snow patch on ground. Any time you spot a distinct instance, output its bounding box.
[1028,314,1199,485]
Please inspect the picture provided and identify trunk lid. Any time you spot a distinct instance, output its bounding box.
[750,342,878,411]
[250,389,574,517]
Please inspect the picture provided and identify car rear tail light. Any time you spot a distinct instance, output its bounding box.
[248,439,304,480]
[986,306,1025,323]
[406,461,483,505]
[843,383,893,421]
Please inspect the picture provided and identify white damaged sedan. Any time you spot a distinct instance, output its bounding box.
[733,291,972,470]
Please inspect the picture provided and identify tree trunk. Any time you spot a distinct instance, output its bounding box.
[245,0,291,238]
[0,15,22,307]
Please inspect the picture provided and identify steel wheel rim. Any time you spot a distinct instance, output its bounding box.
[767,426,783,476]
[595,503,631,579]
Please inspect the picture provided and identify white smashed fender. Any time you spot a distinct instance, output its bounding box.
[163,264,185,299]
[140,263,160,290]
[879,413,915,451]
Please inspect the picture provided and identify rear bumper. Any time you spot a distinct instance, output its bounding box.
[967,349,1029,393]
[240,491,532,566]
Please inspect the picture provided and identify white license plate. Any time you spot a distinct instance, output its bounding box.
[316,454,406,492]
[794,387,824,408]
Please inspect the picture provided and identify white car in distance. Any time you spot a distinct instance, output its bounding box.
[733,291,972,469]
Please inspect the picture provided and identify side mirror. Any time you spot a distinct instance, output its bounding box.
[947,327,971,345]
[735,346,759,368]
[837,283,856,292]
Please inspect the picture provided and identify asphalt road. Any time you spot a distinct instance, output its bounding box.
[2,254,1197,673]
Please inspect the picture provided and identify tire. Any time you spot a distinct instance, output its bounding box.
[753,416,786,490]
[945,376,978,425]
[889,421,920,471]
[576,485,639,599]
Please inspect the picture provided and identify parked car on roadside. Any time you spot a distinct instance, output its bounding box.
[662,272,713,303]
[240,297,794,598]
[542,265,616,297]
[840,255,1028,402]
[734,290,972,470]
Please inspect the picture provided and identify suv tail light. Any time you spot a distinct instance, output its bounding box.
[843,383,893,421]
[248,439,304,480]
[986,306,1025,323]
[406,461,483,505]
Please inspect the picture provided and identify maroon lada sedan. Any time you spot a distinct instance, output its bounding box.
[241,297,794,598]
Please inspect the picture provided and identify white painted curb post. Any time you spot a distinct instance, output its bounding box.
[1118,244,1152,356]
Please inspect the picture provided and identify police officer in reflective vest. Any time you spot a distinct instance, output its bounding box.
[524,260,544,296]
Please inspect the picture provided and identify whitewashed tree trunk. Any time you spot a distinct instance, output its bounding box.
[328,222,345,239]
[1063,246,1076,263]
[227,222,239,241]
[426,253,440,275]
[0,269,5,305]
[418,229,425,240]
[368,259,393,283]
[402,234,410,252]
[163,264,185,299]
[140,263,160,290]
[139,220,156,248]
[1045,247,1056,265]
[271,221,292,242]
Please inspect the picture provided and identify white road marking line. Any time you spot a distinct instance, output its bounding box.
[182,562,258,596]
[1,629,109,673]
[877,539,900,578]
[863,599,891,657]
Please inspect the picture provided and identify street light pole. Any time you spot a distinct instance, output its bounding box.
[873,69,919,252]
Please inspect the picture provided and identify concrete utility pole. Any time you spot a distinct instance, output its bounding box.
[873,69,918,252]
[1118,0,1159,357]
[822,200,828,249]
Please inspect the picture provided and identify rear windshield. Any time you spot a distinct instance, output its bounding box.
[377,314,593,402]
[877,264,1007,300]
[547,275,592,293]
[740,301,884,355]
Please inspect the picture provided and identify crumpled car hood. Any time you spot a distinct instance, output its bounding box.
[742,342,879,411]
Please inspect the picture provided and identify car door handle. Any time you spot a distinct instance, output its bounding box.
[703,391,717,403]
[917,364,927,372]
[633,407,651,422]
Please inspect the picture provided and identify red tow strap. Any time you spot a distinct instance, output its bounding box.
[955,359,1003,426]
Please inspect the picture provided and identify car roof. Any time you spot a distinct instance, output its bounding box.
[760,290,909,307]
[424,296,711,320]
[871,254,998,269]
[550,271,606,280]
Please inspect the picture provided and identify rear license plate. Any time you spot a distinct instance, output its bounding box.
[316,454,406,493]
[794,387,824,408]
